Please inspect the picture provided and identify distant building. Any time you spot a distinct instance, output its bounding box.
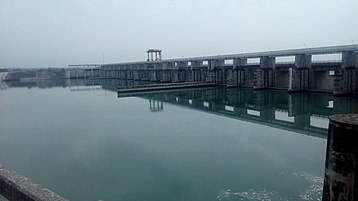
[146,49,162,61]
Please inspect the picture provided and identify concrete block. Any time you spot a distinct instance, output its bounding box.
[295,54,312,69]
[260,56,275,69]
[233,58,247,69]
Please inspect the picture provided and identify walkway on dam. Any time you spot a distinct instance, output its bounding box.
[104,44,358,65]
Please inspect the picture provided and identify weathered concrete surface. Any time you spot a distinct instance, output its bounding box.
[0,164,68,201]
[322,114,358,201]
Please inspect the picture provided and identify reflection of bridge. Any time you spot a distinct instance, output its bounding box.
[3,78,357,138]
[126,87,358,139]
[62,79,151,92]
[69,85,102,91]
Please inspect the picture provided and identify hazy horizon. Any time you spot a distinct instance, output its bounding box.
[1,0,357,68]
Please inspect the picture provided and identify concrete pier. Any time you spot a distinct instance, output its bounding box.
[322,114,358,201]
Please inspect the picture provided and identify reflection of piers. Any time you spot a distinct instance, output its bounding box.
[0,81,8,90]
[69,85,102,91]
[66,79,152,92]
[68,79,102,91]
[149,100,163,112]
[130,87,358,138]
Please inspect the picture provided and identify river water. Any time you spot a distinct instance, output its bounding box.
[0,79,357,201]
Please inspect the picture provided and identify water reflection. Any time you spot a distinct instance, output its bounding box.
[127,88,358,139]
[149,100,164,112]
[2,79,358,139]
[0,78,150,90]
[2,79,358,200]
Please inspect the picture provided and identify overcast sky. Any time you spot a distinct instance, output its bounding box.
[1,0,357,68]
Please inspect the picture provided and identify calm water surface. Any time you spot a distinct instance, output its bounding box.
[1,80,358,201]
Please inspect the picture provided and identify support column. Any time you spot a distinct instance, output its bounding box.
[191,61,203,82]
[133,70,140,80]
[233,58,247,69]
[150,70,157,81]
[208,59,225,84]
[226,69,238,87]
[129,70,134,80]
[289,54,312,92]
[191,60,203,69]
[166,70,172,83]
[342,51,358,68]
[322,114,358,201]
[177,61,187,69]
[333,69,358,96]
[139,70,144,80]
[171,70,179,83]
[334,51,358,96]
[162,62,174,70]
[227,58,247,87]
[254,56,275,89]
[238,69,246,86]
[208,59,224,70]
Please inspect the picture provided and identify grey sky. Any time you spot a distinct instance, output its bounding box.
[1,0,357,68]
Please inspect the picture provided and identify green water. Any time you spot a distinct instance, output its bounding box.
[1,80,358,201]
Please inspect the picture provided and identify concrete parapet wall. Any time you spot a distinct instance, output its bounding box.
[0,164,68,201]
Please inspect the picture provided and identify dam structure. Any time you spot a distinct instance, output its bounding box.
[99,44,358,95]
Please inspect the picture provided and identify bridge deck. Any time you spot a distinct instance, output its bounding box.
[103,44,358,66]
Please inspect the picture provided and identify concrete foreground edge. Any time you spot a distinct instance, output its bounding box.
[0,164,68,201]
